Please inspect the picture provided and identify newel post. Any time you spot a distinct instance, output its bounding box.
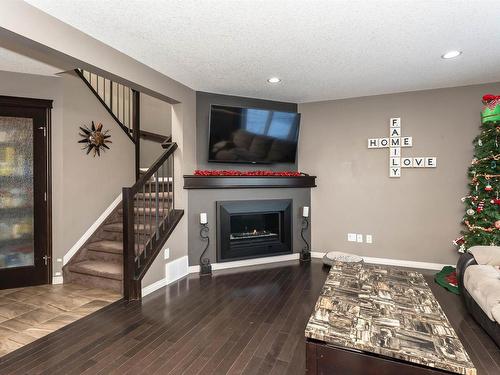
[122,187,141,300]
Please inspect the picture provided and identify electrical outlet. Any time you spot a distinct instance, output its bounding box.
[347,233,357,242]
[366,235,373,244]
[356,234,363,243]
[164,248,170,260]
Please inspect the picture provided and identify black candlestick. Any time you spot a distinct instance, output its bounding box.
[199,223,212,275]
[300,217,311,262]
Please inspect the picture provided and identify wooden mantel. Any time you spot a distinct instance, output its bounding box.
[183,174,317,189]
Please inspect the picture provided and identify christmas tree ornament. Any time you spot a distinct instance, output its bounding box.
[496,220,500,229]
[476,200,485,213]
[478,139,482,146]
[485,184,493,191]
[466,208,475,216]
[490,198,500,206]
[453,236,465,246]
[481,94,500,123]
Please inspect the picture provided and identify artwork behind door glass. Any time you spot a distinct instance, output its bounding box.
[0,116,34,269]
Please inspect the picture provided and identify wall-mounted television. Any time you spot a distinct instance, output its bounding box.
[208,105,300,164]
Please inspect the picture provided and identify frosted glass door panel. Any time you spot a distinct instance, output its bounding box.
[0,116,34,269]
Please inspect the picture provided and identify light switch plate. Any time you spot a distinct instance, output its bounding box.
[164,248,170,260]
[356,234,363,243]
[347,233,357,242]
[366,235,373,244]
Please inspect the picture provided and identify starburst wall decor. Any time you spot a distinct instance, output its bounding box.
[78,121,112,157]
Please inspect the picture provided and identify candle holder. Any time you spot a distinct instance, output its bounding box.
[199,222,212,275]
[300,207,311,263]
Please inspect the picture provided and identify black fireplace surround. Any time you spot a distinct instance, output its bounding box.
[216,199,293,262]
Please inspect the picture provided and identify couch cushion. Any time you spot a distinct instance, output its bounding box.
[464,264,500,321]
[469,246,500,266]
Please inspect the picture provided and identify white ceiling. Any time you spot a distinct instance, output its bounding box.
[0,46,63,76]
[25,0,500,103]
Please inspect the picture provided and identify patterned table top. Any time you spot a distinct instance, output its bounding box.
[305,262,476,375]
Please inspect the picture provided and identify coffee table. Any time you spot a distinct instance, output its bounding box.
[305,262,476,375]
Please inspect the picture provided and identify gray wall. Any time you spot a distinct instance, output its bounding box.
[187,188,311,266]
[140,93,172,168]
[196,91,298,171]
[0,70,135,278]
[298,82,500,265]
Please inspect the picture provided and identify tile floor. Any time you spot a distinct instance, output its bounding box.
[0,283,121,357]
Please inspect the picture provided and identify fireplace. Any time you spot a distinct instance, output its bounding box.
[216,199,292,262]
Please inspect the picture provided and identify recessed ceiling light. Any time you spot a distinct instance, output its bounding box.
[267,77,281,84]
[442,50,462,59]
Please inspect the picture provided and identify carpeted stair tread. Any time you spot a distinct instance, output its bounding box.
[69,260,122,280]
[103,222,156,233]
[118,206,170,215]
[86,240,123,254]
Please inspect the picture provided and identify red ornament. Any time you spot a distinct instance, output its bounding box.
[485,184,493,191]
[476,200,485,213]
[193,170,303,177]
[491,198,500,206]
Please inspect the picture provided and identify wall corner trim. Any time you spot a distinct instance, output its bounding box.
[62,193,122,265]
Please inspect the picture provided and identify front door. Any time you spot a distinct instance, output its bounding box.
[0,96,52,289]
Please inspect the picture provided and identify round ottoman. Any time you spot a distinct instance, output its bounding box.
[322,251,364,266]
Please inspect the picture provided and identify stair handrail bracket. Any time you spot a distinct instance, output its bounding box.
[122,142,182,301]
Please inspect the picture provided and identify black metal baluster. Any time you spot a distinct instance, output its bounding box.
[148,176,152,256]
[110,80,114,113]
[134,192,139,266]
[142,184,146,259]
[171,154,175,213]
[161,163,166,226]
[155,171,159,239]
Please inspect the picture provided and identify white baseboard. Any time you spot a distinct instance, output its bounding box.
[52,276,63,284]
[63,193,122,265]
[142,277,168,297]
[188,253,300,273]
[310,252,449,270]
[142,256,189,297]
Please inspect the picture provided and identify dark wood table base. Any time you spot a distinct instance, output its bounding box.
[306,339,456,375]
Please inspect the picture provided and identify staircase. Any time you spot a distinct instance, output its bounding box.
[63,70,183,300]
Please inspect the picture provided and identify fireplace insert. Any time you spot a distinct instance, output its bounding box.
[217,199,292,262]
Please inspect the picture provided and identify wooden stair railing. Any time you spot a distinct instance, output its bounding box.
[122,141,183,300]
[76,68,182,300]
[75,69,170,179]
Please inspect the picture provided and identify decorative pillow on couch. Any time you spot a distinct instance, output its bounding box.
[469,246,500,266]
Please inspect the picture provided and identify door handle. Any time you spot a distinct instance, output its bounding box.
[42,255,51,266]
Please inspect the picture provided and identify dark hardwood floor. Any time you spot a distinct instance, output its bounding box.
[0,260,498,374]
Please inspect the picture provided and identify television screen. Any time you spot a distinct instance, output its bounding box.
[208,105,300,164]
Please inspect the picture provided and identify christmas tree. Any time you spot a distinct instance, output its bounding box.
[454,94,500,253]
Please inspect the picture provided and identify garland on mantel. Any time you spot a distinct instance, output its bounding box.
[193,170,303,177]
